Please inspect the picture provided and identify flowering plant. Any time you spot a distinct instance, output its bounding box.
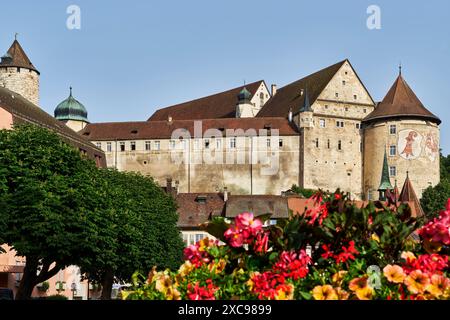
[123,193,450,300]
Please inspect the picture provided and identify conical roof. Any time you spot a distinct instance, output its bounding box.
[54,87,88,122]
[364,74,440,124]
[299,88,312,112]
[399,173,425,217]
[0,39,39,73]
[378,149,393,191]
[237,87,252,102]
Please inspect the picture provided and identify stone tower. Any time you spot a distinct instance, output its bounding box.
[0,38,39,105]
[54,87,89,132]
[236,87,259,118]
[363,72,441,200]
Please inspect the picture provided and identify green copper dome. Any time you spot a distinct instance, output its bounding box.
[237,87,252,102]
[54,87,88,122]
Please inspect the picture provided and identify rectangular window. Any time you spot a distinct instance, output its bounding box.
[195,233,205,243]
[390,125,397,135]
[106,142,112,152]
[335,92,339,98]
[342,80,346,85]
[169,140,176,150]
[363,108,367,113]
[266,138,271,148]
[354,95,357,100]
[327,139,330,149]
[319,119,326,128]
[315,138,319,148]
[389,145,397,156]
[154,141,160,150]
[356,123,361,129]
[204,139,210,149]
[336,121,344,128]
[182,233,189,246]
[360,142,363,153]
[229,137,236,149]
[145,141,151,151]
[279,139,283,147]
[216,138,222,150]
[338,140,342,150]
[119,142,125,152]
[96,142,101,149]
[389,166,397,177]
[130,141,136,151]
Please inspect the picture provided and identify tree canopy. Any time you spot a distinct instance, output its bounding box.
[0,125,183,299]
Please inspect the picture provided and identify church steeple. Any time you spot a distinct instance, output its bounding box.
[0,38,39,73]
[299,88,312,113]
[378,148,393,200]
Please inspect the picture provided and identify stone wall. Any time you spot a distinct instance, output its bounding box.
[0,67,39,106]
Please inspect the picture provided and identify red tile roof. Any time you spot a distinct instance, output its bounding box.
[225,195,289,218]
[0,40,39,73]
[175,193,225,229]
[147,81,264,121]
[364,75,440,124]
[257,60,348,117]
[399,174,425,217]
[80,117,299,140]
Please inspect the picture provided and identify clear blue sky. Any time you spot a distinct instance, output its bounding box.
[1,0,449,154]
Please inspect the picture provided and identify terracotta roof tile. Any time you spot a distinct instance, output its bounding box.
[175,193,225,229]
[399,174,425,217]
[364,75,440,124]
[147,81,263,121]
[257,60,347,117]
[0,86,105,166]
[225,195,289,218]
[0,40,39,73]
[80,117,299,140]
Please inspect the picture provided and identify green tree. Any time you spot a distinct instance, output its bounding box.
[79,169,184,299]
[0,125,101,299]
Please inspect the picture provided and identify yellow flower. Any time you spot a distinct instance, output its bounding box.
[355,287,374,300]
[401,251,416,261]
[371,233,380,242]
[208,259,227,274]
[332,271,348,286]
[336,287,349,300]
[155,273,173,293]
[165,286,181,300]
[312,285,338,300]
[349,276,368,292]
[383,264,406,283]
[178,261,194,277]
[426,274,450,298]
[146,266,158,284]
[275,284,294,300]
[404,270,430,294]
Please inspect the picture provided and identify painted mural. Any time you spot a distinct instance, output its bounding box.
[424,131,439,162]
[398,129,422,160]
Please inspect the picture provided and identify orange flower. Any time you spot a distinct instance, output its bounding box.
[383,264,406,283]
[355,287,374,300]
[404,270,430,294]
[401,251,416,261]
[335,287,349,300]
[312,285,338,300]
[275,283,294,300]
[426,274,450,298]
[332,271,348,286]
[349,276,368,292]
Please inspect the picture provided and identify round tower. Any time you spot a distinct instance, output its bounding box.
[363,72,441,200]
[0,38,40,105]
[54,87,89,132]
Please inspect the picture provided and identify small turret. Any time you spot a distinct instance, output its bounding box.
[377,148,393,200]
[54,87,89,132]
[299,88,314,128]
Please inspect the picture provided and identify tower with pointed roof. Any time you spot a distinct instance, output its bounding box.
[377,148,393,200]
[54,87,89,131]
[235,86,261,118]
[298,88,314,128]
[0,37,39,105]
[363,70,441,200]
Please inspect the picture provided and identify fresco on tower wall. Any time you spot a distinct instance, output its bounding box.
[398,129,422,160]
[424,131,439,162]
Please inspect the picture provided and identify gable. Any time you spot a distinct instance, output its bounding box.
[317,60,374,106]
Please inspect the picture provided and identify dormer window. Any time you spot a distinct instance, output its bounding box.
[195,195,207,204]
[131,129,138,134]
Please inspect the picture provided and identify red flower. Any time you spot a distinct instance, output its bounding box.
[334,193,341,200]
[254,232,269,254]
[224,225,245,248]
[418,199,450,245]
[273,250,312,280]
[187,280,218,300]
[321,244,335,260]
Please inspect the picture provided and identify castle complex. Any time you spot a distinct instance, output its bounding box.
[0,39,442,201]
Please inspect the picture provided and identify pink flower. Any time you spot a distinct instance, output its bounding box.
[235,212,263,235]
[418,199,450,245]
[224,225,245,247]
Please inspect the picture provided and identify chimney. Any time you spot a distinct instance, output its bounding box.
[166,177,173,194]
[223,187,228,202]
[288,108,293,122]
[271,84,277,96]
